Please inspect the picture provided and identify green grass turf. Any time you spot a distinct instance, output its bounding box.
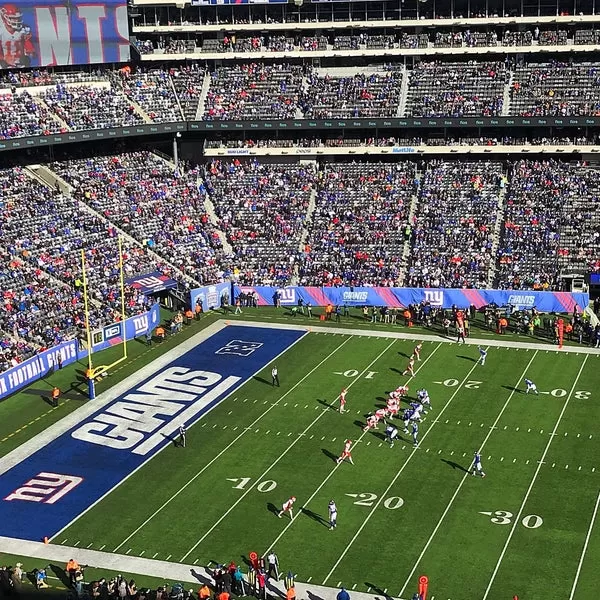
[0,304,576,461]
[50,329,600,600]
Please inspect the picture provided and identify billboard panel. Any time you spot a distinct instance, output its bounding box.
[0,0,130,69]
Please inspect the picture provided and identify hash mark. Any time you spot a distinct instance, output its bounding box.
[86,543,93,549]
[227,411,232,416]
[61,539,68,545]
[194,559,199,565]
[166,555,172,561]
[99,545,105,551]
[153,553,158,558]
[304,405,309,409]
[73,541,80,547]
[125,549,131,555]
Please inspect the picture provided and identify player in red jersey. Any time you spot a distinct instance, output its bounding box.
[386,397,399,417]
[278,496,296,519]
[402,357,415,377]
[336,439,354,464]
[339,388,347,413]
[0,5,36,68]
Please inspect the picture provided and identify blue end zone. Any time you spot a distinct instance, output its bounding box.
[0,325,306,541]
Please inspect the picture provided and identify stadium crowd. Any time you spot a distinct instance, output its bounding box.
[2,60,600,136]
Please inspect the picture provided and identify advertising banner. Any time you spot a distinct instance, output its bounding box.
[0,340,80,401]
[234,285,589,314]
[0,303,160,402]
[190,282,232,313]
[90,303,160,352]
[126,272,177,295]
[0,0,130,69]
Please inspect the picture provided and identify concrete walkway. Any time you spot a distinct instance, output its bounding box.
[0,537,407,600]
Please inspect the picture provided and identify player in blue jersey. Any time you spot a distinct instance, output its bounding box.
[411,422,419,447]
[385,424,399,448]
[402,408,412,434]
[472,451,486,477]
[524,378,539,394]
[417,389,431,413]
[478,346,487,366]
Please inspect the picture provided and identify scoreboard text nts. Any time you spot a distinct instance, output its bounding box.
[0,0,129,69]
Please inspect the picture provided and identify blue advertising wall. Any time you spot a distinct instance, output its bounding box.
[0,326,306,540]
[234,285,589,314]
[190,282,232,312]
[0,304,160,402]
[6,0,129,68]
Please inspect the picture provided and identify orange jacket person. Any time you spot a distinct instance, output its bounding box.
[65,559,80,585]
[52,386,60,406]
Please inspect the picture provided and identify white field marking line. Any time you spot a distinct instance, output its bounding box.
[322,345,489,586]
[569,488,600,600]
[180,338,400,562]
[111,334,354,552]
[398,350,539,597]
[262,342,443,556]
[482,354,589,600]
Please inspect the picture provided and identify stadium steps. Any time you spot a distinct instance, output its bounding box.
[24,164,74,195]
[168,74,185,121]
[34,164,199,287]
[487,174,509,287]
[202,190,234,256]
[30,95,70,131]
[196,72,212,121]
[399,173,422,283]
[502,71,514,116]
[398,65,409,117]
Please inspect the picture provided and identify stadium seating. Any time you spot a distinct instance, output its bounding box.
[205,160,317,285]
[406,61,506,117]
[299,162,416,286]
[406,160,505,288]
[49,152,225,285]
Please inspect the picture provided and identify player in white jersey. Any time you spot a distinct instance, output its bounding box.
[328,500,337,530]
[411,422,419,447]
[413,342,423,361]
[402,357,415,377]
[278,496,296,518]
[472,452,486,477]
[524,378,539,394]
[339,388,347,413]
[386,397,399,418]
[0,5,36,68]
[402,408,412,433]
[337,439,354,464]
[375,407,388,420]
[363,414,380,432]
[385,424,399,448]
[410,402,424,422]
[478,346,487,366]
[417,389,431,413]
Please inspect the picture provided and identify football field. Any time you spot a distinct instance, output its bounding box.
[3,321,600,600]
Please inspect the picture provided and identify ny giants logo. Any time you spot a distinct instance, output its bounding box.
[5,472,83,505]
[423,290,444,307]
[278,289,296,304]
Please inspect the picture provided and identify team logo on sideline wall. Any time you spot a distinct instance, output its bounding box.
[423,290,444,306]
[5,473,83,504]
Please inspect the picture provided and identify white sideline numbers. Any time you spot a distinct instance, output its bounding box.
[439,379,482,389]
[346,492,404,510]
[227,477,277,492]
[338,370,378,380]
[481,510,543,528]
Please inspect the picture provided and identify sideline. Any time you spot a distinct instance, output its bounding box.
[227,319,600,354]
[0,537,405,600]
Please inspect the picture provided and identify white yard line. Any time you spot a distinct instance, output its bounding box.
[398,350,539,597]
[481,354,589,600]
[52,325,312,543]
[262,342,443,556]
[569,488,600,600]
[111,334,354,552]
[228,319,600,354]
[180,338,400,562]
[322,345,491,586]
